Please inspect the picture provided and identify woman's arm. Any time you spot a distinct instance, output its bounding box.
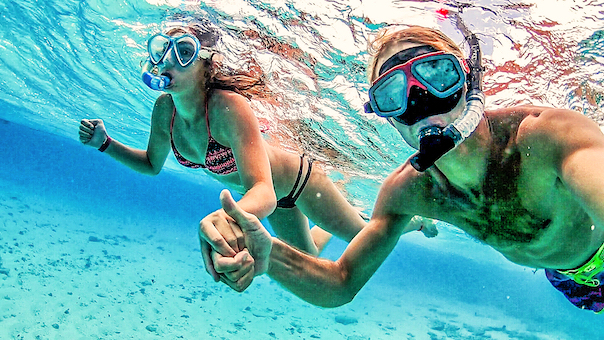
[198,91,277,281]
[79,94,172,175]
[211,90,277,219]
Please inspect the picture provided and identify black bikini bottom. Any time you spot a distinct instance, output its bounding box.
[276,154,313,209]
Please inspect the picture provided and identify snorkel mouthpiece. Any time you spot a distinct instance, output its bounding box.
[410,92,485,171]
[142,71,171,91]
[410,126,456,172]
[409,14,485,172]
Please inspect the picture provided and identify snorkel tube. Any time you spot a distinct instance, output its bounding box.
[409,14,485,172]
[141,58,171,91]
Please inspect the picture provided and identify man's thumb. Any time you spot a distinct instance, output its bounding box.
[220,189,254,229]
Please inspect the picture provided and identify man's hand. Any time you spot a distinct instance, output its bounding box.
[210,190,273,291]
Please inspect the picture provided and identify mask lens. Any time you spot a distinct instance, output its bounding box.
[373,71,408,113]
[148,35,171,64]
[413,58,460,93]
[175,36,199,66]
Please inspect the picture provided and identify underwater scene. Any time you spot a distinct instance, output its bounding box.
[1,0,604,339]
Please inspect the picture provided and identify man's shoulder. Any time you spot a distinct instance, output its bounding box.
[485,106,592,143]
[379,162,435,208]
[503,106,604,168]
[372,162,428,229]
[513,107,596,142]
[485,105,551,124]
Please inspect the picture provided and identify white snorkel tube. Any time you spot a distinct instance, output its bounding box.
[409,14,486,172]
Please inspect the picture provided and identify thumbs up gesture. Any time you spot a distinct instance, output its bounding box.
[207,190,273,291]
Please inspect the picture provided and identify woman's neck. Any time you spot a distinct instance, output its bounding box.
[171,84,208,120]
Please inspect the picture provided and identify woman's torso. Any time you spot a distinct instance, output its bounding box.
[166,90,306,198]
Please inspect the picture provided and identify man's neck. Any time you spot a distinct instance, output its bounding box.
[430,118,491,192]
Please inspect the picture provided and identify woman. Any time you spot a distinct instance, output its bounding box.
[78,22,435,281]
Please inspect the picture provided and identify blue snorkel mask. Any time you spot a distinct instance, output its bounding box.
[141,33,215,91]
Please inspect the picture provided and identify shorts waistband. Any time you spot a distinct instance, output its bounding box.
[557,242,604,287]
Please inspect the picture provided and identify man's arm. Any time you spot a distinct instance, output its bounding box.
[214,166,416,307]
[521,109,604,252]
[547,110,604,230]
[266,213,410,307]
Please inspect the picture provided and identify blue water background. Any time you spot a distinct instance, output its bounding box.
[2,108,601,338]
[1,0,604,338]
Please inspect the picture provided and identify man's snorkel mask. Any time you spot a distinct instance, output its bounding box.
[365,15,485,171]
[410,22,485,172]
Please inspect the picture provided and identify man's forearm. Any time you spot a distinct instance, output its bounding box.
[266,237,354,308]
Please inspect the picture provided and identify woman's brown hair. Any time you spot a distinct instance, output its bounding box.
[166,22,269,99]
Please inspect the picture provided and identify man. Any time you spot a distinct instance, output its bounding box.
[200,25,604,313]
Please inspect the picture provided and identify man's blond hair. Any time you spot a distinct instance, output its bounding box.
[367,26,464,82]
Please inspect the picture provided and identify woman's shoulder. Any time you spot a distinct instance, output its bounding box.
[208,89,252,119]
[209,88,247,105]
[154,93,175,112]
[207,88,259,138]
[150,93,175,128]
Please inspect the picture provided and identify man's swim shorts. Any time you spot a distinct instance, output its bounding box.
[545,243,604,313]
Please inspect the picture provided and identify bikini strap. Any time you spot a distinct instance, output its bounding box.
[170,107,177,134]
[291,154,313,203]
[205,90,213,138]
[287,154,305,199]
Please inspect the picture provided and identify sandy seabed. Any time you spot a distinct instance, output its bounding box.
[0,176,577,340]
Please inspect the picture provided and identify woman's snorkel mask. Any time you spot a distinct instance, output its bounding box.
[365,16,485,172]
[141,32,215,91]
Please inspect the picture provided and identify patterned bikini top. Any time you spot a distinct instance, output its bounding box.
[169,99,238,175]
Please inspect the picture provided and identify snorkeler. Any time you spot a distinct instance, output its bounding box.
[204,24,604,314]
[78,21,439,279]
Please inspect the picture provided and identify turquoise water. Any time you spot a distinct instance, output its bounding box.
[1,0,603,339]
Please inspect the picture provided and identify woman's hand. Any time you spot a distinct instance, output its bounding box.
[79,119,108,148]
[199,190,273,288]
[408,216,439,238]
[199,206,245,281]
[212,248,256,292]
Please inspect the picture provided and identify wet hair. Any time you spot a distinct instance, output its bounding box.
[165,22,268,99]
[367,26,464,83]
[165,21,219,48]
